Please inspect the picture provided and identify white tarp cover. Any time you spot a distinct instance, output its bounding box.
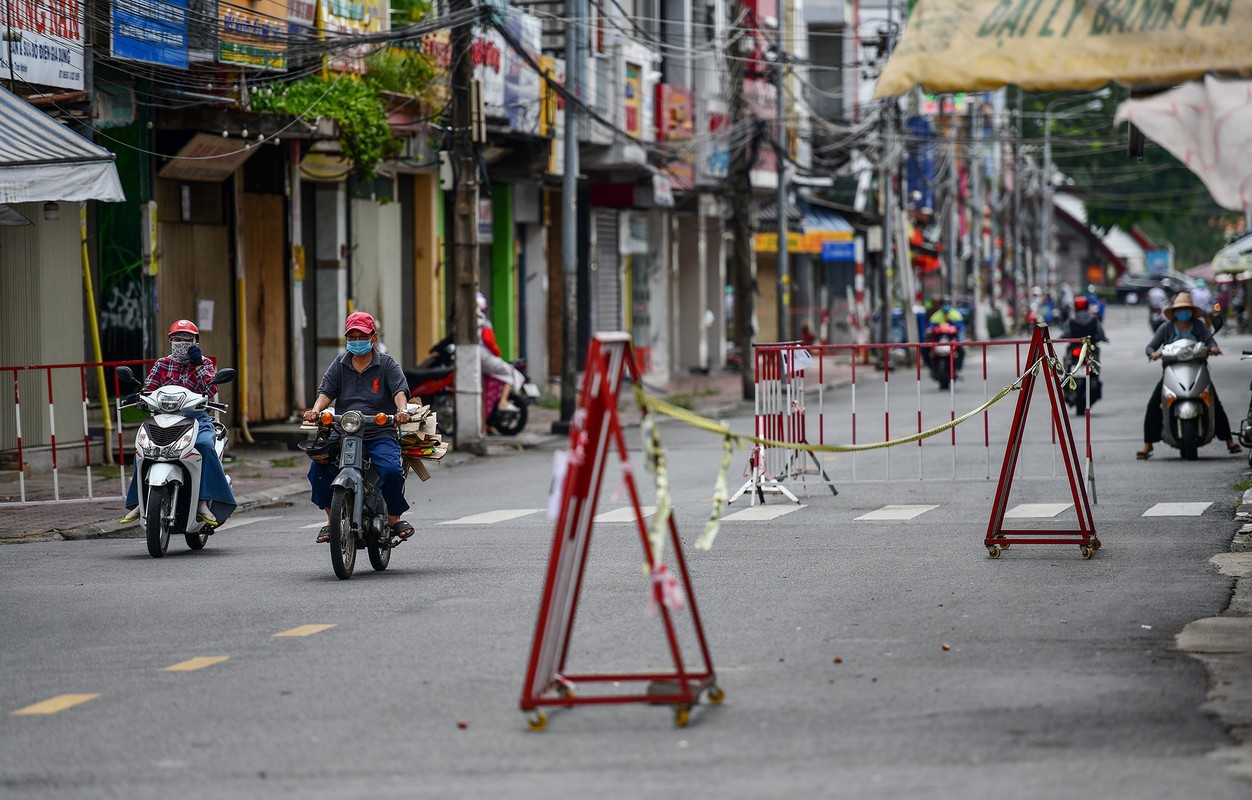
[0,84,124,204]
[1113,76,1252,215]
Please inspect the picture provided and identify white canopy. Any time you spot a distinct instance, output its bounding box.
[1213,235,1252,275]
[0,84,124,204]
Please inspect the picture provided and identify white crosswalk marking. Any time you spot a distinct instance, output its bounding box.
[1143,502,1212,517]
[721,504,806,522]
[1005,503,1072,519]
[593,506,656,523]
[855,505,938,521]
[441,509,543,525]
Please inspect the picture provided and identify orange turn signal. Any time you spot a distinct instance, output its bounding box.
[1201,391,1211,406]
[1165,395,1175,406]
[375,412,389,426]
[320,411,334,425]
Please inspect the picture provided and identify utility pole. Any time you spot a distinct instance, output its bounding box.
[774,0,789,342]
[970,99,986,340]
[1012,89,1024,331]
[946,96,960,300]
[451,0,484,453]
[729,2,756,400]
[554,0,583,431]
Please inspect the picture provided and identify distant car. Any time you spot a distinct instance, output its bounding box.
[1114,271,1197,303]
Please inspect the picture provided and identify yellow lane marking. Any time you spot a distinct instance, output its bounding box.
[273,624,336,638]
[13,694,100,715]
[163,656,230,672]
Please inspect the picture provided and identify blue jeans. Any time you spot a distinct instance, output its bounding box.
[308,434,409,517]
[125,412,236,524]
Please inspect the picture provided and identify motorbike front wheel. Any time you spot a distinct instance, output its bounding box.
[1180,417,1200,461]
[185,530,209,551]
[145,486,172,558]
[328,486,357,579]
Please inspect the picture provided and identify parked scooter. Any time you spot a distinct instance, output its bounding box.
[1238,351,1252,468]
[1062,341,1102,415]
[116,364,236,557]
[923,322,962,391]
[298,406,415,580]
[1157,339,1217,460]
[404,335,539,437]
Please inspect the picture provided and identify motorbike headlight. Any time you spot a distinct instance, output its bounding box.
[341,410,363,433]
[175,427,197,451]
[136,427,151,451]
[157,391,182,413]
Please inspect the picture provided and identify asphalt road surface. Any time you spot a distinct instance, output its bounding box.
[2,306,1249,799]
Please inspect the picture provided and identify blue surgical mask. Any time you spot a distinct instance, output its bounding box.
[346,340,373,356]
[1174,310,1192,322]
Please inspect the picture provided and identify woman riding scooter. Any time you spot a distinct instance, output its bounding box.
[1136,292,1240,460]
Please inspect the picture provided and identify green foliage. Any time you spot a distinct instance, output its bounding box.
[1021,88,1243,269]
[250,48,439,180]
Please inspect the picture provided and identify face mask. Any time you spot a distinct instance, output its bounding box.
[171,341,193,362]
[346,340,373,356]
[1174,311,1192,323]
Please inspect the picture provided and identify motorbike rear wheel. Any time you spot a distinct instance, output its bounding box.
[1180,417,1200,461]
[367,540,391,571]
[185,530,209,550]
[145,486,172,558]
[490,393,528,436]
[328,486,357,580]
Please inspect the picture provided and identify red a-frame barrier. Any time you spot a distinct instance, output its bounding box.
[984,323,1101,559]
[520,333,720,730]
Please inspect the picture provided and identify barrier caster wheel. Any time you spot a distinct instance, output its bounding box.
[1000,542,1010,549]
[707,686,725,705]
[526,711,547,732]
[1092,538,1102,550]
[674,706,691,728]
[1080,545,1094,559]
[986,545,1001,559]
[556,683,574,699]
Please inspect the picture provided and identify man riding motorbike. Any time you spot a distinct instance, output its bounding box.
[1062,295,1108,345]
[926,295,966,376]
[1137,292,1240,460]
[119,320,236,527]
[303,312,414,543]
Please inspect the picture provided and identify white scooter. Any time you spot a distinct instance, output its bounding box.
[117,365,236,557]
[1157,340,1216,461]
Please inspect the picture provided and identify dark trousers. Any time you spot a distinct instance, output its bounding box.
[1143,379,1232,443]
[308,434,409,517]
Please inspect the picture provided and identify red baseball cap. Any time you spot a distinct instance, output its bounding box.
[345,311,376,334]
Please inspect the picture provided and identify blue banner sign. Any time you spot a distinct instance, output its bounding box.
[821,240,856,262]
[113,0,189,68]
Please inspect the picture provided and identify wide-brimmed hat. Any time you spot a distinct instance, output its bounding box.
[1163,292,1201,322]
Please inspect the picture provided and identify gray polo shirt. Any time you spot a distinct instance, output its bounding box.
[317,350,408,438]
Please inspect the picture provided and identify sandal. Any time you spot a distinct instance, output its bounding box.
[392,520,415,540]
[316,525,330,544]
[1135,448,1153,460]
[1228,441,1243,454]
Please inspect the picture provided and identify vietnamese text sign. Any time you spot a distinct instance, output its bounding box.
[1,0,84,89]
[113,0,189,68]
[876,0,1252,97]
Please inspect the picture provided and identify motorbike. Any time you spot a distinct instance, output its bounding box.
[1157,339,1217,460]
[923,322,962,391]
[299,407,416,579]
[1062,341,1102,415]
[404,335,539,437]
[1239,351,1252,468]
[116,364,236,558]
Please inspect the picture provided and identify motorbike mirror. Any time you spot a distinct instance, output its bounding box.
[1212,313,1225,332]
[116,365,139,388]
[212,367,237,385]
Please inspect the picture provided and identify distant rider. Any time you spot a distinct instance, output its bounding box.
[119,320,236,527]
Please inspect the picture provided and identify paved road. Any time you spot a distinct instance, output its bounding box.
[2,307,1250,798]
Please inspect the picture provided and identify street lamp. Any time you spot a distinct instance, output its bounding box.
[1041,89,1110,298]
